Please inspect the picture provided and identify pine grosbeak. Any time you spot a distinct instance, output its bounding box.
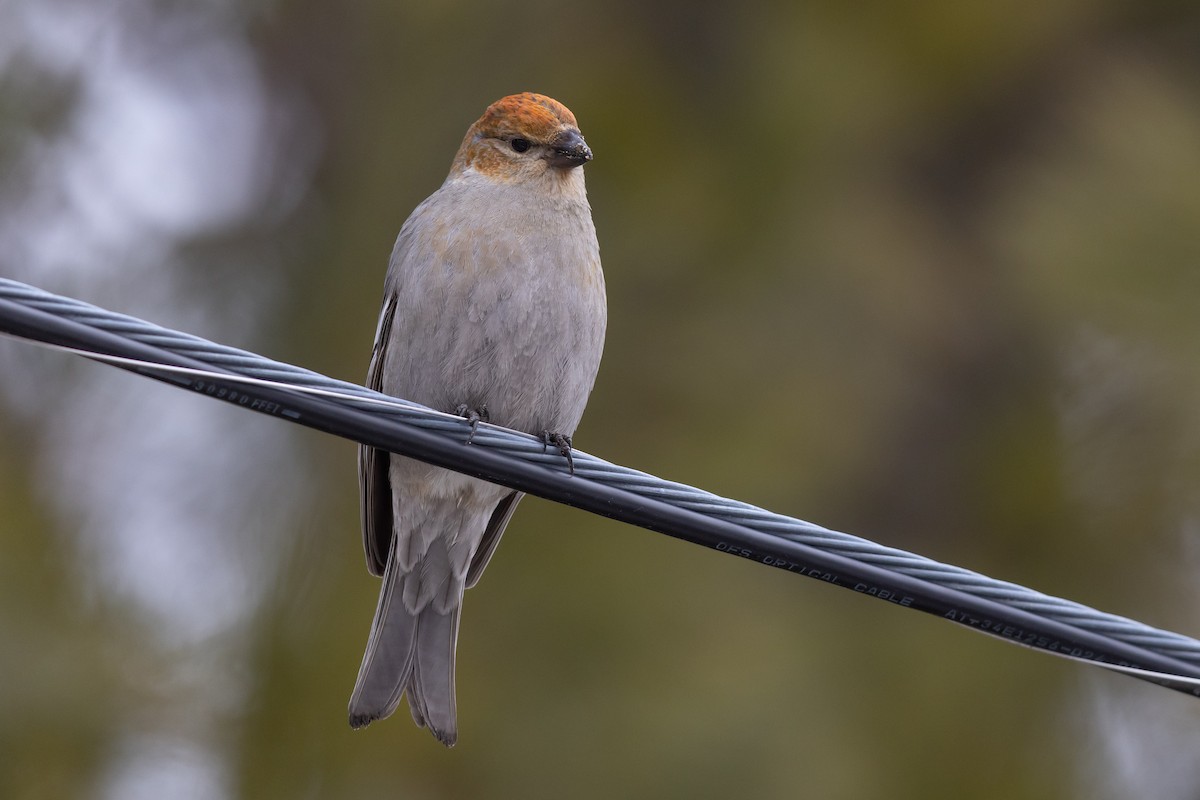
[349,93,606,746]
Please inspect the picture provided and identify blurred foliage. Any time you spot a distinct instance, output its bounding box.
[3,0,1200,798]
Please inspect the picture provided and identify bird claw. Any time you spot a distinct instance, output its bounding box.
[541,431,574,474]
[456,404,489,443]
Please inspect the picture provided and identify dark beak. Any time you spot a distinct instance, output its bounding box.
[547,128,593,169]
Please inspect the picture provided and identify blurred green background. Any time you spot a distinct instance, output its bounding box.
[3,0,1200,797]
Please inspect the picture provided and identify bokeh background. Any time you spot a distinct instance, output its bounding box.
[3,0,1200,797]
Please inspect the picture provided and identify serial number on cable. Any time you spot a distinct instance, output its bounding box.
[191,380,282,414]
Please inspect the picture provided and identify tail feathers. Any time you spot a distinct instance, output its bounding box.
[404,608,461,745]
[348,548,462,746]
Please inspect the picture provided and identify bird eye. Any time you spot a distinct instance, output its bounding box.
[510,137,531,153]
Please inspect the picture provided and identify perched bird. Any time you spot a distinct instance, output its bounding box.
[349,93,606,746]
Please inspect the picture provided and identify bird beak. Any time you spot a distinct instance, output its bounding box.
[547,128,593,169]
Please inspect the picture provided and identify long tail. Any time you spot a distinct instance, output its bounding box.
[348,546,461,746]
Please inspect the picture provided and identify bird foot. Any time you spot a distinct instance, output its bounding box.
[455,404,489,443]
[541,431,574,474]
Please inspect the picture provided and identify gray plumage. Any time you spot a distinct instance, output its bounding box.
[349,93,606,746]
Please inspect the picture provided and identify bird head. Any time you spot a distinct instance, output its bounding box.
[451,93,592,183]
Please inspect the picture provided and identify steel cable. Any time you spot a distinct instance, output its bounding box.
[3,276,1199,694]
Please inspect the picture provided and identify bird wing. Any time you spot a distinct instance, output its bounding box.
[466,490,524,588]
[359,291,398,577]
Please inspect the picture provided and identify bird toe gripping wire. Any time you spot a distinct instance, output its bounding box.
[3,276,1200,699]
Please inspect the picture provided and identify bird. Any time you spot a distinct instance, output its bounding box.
[349,93,606,746]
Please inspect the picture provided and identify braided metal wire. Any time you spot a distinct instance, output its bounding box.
[4,276,1200,665]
